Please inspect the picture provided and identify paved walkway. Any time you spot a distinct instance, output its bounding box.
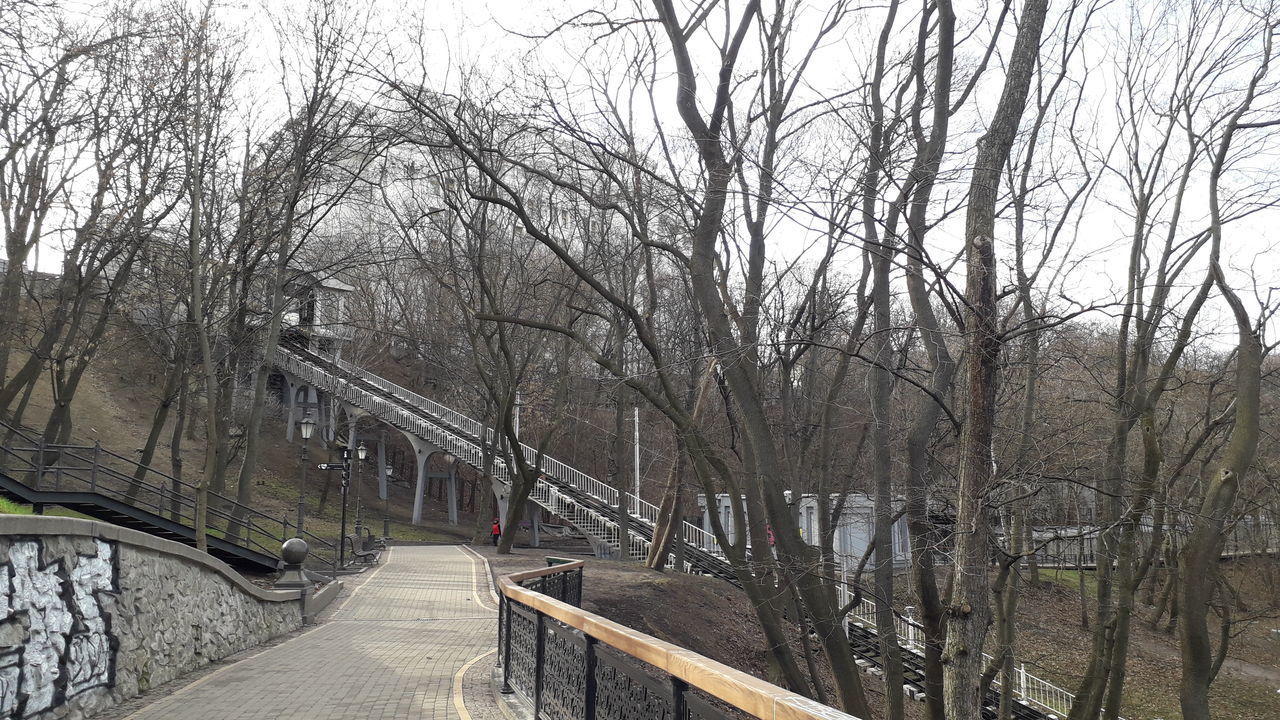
[125,546,499,720]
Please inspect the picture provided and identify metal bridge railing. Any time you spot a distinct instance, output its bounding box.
[499,560,861,720]
[839,580,1076,718]
[279,347,722,563]
[278,348,650,559]
[0,419,339,574]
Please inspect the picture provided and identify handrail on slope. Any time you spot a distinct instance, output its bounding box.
[277,346,725,561]
[0,419,338,572]
[499,560,863,720]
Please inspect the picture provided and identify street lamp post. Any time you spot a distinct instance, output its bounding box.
[338,441,367,568]
[355,441,367,533]
[296,412,316,537]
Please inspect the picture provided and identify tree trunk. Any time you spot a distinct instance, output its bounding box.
[170,378,188,521]
[870,196,905,720]
[1179,227,1263,720]
[474,415,499,545]
[644,436,686,569]
[899,1,958,712]
[609,338,632,560]
[131,353,186,501]
[943,4,1048,719]
[0,260,26,389]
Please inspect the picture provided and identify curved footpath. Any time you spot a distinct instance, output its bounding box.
[121,546,501,720]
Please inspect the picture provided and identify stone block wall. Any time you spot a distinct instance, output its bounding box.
[0,516,303,720]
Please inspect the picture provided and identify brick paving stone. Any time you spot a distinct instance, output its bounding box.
[124,546,500,720]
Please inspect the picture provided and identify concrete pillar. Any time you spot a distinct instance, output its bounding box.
[395,433,442,526]
[284,377,297,443]
[527,501,541,547]
[293,384,322,443]
[323,394,337,443]
[590,538,609,559]
[412,451,428,525]
[446,464,458,526]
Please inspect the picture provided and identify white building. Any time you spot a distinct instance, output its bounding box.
[697,492,911,570]
[282,268,354,353]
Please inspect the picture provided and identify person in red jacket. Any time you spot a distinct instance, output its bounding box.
[491,518,501,546]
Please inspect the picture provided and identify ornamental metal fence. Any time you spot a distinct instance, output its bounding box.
[497,560,860,720]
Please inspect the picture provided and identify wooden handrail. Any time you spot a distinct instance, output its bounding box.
[508,559,585,583]
[497,564,861,720]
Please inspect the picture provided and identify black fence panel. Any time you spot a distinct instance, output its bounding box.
[500,564,736,720]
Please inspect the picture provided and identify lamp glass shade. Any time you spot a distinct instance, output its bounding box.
[357,441,367,461]
[299,414,316,440]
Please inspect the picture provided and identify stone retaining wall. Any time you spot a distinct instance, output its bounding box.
[0,516,303,720]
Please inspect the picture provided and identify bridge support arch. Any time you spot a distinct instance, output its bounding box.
[281,375,322,444]
[445,462,459,526]
[398,432,453,526]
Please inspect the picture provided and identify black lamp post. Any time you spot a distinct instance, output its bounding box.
[296,412,316,537]
[355,441,367,530]
[338,440,367,568]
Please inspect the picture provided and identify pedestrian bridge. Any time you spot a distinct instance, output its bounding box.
[274,344,735,581]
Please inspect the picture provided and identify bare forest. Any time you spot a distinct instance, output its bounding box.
[2,1,1279,719]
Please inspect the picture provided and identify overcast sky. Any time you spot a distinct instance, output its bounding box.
[22,0,1280,351]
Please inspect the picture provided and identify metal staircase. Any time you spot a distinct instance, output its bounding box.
[276,345,736,581]
[274,346,1070,719]
[0,421,338,575]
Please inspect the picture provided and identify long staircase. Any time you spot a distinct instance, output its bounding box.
[0,421,337,574]
[276,344,738,581]
[275,345,1075,720]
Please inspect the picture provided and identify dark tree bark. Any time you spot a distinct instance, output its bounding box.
[943,3,1049,718]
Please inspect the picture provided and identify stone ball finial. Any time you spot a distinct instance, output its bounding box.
[282,537,309,564]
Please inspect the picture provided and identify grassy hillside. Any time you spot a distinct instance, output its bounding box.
[1,324,479,548]
[0,497,31,514]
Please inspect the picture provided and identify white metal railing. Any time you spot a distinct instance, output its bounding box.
[331,354,488,440]
[1029,520,1275,570]
[838,581,1076,718]
[278,348,658,560]
[283,347,726,564]
[278,349,507,481]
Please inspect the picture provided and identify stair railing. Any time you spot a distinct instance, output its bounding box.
[279,347,728,563]
[0,419,338,571]
[837,578,1076,718]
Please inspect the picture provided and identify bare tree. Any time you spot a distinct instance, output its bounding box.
[943,3,1048,719]
[1178,10,1276,717]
